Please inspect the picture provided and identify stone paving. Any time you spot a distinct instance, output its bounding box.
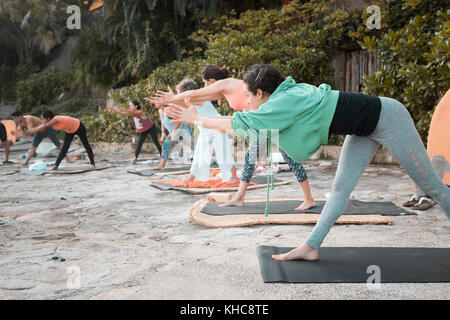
[1,141,449,299]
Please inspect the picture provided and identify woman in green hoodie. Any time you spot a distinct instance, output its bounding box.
[167,64,450,262]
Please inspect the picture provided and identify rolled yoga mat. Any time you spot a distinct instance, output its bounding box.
[202,200,414,216]
[257,245,450,283]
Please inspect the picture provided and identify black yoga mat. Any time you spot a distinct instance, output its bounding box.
[109,160,133,165]
[55,165,101,171]
[249,176,283,185]
[128,166,191,176]
[257,245,450,283]
[127,169,155,177]
[110,158,159,165]
[202,200,414,216]
[150,182,175,190]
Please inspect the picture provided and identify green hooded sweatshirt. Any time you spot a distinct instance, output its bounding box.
[231,77,340,163]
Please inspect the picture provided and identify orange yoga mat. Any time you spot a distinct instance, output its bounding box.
[151,179,253,188]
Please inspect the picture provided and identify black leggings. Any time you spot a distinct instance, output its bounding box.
[135,125,162,159]
[55,122,95,167]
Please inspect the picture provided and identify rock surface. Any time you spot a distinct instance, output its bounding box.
[1,143,449,300]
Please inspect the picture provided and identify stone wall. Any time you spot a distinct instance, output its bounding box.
[310,145,399,165]
[0,103,16,120]
[94,142,400,165]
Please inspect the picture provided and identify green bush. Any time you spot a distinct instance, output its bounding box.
[80,109,136,143]
[0,64,17,101]
[98,0,359,143]
[86,0,449,144]
[16,68,72,113]
[31,88,100,119]
[114,0,354,114]
[361,10,450,143]
[0,63,40,102]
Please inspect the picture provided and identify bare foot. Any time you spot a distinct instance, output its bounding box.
[218,197,244,207]
[90,165,96,169]
[50,165,58,171]
[152,166,164,170]
[184,174,195,182]
[272,243,319,261]
[224,177,239,184]
[295,199,316,210]
[131,158,137,164]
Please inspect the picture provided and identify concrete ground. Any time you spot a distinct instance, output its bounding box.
[0,139,449,300]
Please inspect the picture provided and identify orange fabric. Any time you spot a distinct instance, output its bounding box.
[89,0,104,11]
[427,89,450,185]
[52,116,80,134]
[211,169,221,177]
[223,81,251,111]
[152,179,254,188]
[0,120,17,143]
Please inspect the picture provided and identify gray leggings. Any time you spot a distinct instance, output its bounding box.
[306,97,450,250]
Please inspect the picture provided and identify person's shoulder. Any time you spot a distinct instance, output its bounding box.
[216,78,238,87]
[26,115,40,122]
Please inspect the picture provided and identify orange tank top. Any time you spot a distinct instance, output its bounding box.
[52,116,80,134]
[223,80,251,111]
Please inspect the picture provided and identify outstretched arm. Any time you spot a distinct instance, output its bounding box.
[18,118,59,136]
[147,79,232,107]
[167,99,233,135]
[106,105,143,118]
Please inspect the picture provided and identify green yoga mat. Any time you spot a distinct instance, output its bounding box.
[201,200,414,216]
[257,246,450,283]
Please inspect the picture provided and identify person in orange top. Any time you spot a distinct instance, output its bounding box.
[15,110,95,170]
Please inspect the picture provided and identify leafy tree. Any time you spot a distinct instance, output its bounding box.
[361,9,450,143]
[0,0,92,100]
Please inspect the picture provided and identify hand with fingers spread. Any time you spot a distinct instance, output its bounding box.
[146,86,176,106]
[167,98,199,125]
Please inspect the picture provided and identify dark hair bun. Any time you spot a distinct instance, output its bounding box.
[243,64,285,95]
[202,65,230,81]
